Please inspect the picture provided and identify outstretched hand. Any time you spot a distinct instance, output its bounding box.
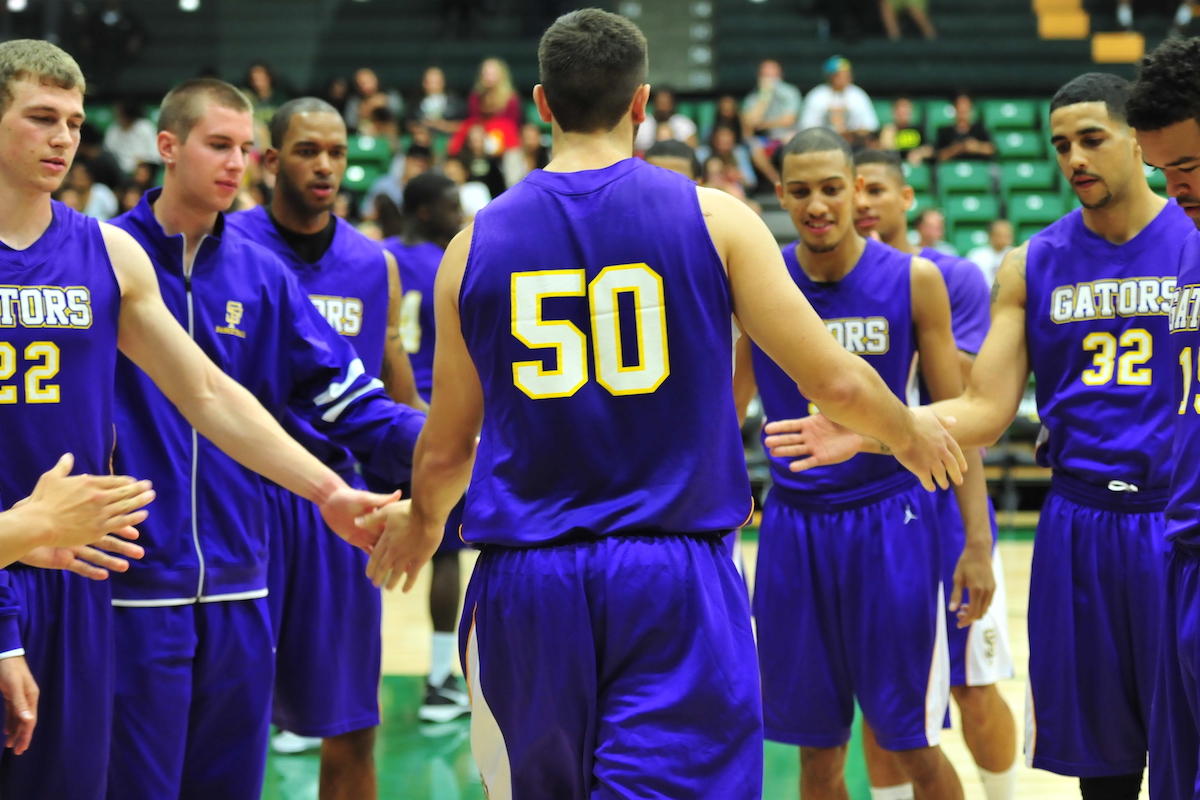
[359,501,441,592]
[20,527,145,581]
[25,453,155,550]
[318,487,402,553]
[894,407,965,492]
[763,414,863,472]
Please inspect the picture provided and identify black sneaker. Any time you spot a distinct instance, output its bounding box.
[419,674,471,723]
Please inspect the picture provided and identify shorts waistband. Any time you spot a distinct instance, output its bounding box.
[1050,472,1168,513]
[769,470,919,513]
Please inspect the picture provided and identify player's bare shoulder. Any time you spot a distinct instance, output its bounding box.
[991,242,1029,308]
[696,185,773,269]
[909,254,946,288]
[98,222,158,299]
[434,222,476,303]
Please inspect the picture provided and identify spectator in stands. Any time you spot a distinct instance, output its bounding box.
[76,122,124,190]
[878,97,933,165]
[130,162,158,193]
[244,62,290,129]
[698,124,757,193]
[704,95,745,144]
[65,160,118,221]
[450,57,522,157]
[359,106,402,152]
[935,92,995,161]
[800,56,879,148]
[322,75,350,118]
[503,123,550,187]
[344,68,404,132]
[742,59,801,185]
[634,87,699,152]
[104,100,161,176]
[117,184,143,216]
[914,208,956,254]
[966,218,1013,286]
[443,157,491,220]
[644,139,702,181]
[363,143,433,218]
[57,187,84,212]
[881,0,937,41]
[408,66,467,138]
[459,124,508,199]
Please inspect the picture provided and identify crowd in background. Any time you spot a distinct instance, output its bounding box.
[57,51,1017,279]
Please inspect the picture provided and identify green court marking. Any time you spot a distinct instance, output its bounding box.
[263,677,875,799]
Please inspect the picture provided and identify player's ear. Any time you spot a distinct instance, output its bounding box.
[630,84,651,126]
[157,130,178,169]
[262,147,280,176]
[532,85,553,125]
[902,184,915,212]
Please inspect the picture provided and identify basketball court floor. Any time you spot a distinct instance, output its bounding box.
[260,534,1150,800]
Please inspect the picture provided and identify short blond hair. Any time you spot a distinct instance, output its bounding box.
[0,39,85,118]
[158,78,253,143]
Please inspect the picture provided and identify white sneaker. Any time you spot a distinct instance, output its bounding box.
[271,730,322,755]
[419,674,472,723]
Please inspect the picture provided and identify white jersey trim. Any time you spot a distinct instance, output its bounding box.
[112,588,268,608]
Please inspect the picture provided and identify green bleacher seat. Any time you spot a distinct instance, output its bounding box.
[874,99,893,127]
[676,101,696,126]
[1000,161,1057,195]
[347,135,392,169]
[903,162,931,192]
[944,194,1000,226]
[952,226,990,255]
[1018,224,1046,244]
[85,105,114,132]
[925,100,958,139]
[995,130,1044,160]
[1145,164,1167,192]
[908,192,935,223]
[1009,192,1067,227]
[342,163,380,193]
[526,100,551,131]
[694,101,716,137]
[143,104,160,125]
[1039,99,1053,128]
[984,100,1039,130]
[937,161,991,194]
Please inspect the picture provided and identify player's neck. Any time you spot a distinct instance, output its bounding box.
[401,221,446,250]
[0,177,53,250]
[1080,181,1168,246]
[797,230,867,283]
[152,180,221,272]
[882,225,918,255]
[543,124,634,173]
[269,191,330,236]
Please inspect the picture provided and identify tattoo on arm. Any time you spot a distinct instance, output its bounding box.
[990,279,1001,306]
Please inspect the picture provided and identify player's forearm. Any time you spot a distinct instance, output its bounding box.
[410,431,475,532]
[0,507,53,570]
[811,356,917,456]
[183,367,346,504]
[928,391,1014,448]
[952,447,992,552]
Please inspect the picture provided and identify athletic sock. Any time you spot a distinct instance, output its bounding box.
[978,761,1018,800]
[869,784,915,800]
[429,631,456,687]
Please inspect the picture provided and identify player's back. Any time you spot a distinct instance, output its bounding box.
[459,158,751,546]
[0,201,121,506]
[752,238,916,497]
[1167,229,1200,545]
[1026,202,1190,491]
[382,237,440,402]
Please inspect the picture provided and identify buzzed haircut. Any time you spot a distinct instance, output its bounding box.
[157,78,253,143]
[644,139,701,178]
[403,172,457,215]
[538,8,648,133]
[854,148,905,185]
[781,127,855,163]
[1126,37,1200,131]
[1050,72,1131,123]
[914,208,942,228]
[0,39,85,118]
[269,97,343,149]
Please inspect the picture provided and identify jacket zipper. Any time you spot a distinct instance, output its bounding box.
[184,238,205,602]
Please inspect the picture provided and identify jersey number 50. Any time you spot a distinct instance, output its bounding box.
[0,341,60,404]
[511,264,670,400]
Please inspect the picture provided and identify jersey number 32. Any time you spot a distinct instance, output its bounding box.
[511,264,670,400]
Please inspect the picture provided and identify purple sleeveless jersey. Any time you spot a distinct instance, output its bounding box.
[1167,229,1200,547]
[1026,203,1191,492]
[226,206,390,476]
[0,201,121,504]
[383,238,440,402]
[458,159,752,546]
[753,237,915,496]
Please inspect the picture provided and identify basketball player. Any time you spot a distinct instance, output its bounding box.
[361,11,968,799]
[0,41,398,800]
[225,97,426,798]
[732,131,992,800]
[766,73,1188,800]
[1125,37,1200,800]
[644,139,701,181]
[855,149,1018,800]
[378,172,473,724]
[105,81,423,800]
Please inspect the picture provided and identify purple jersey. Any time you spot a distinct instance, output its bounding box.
[1026,204,1190,491]
[458,159,751,546]
[1167,229,1200,547]
[920,247,991,355]
[753,238,916,496]
[382,238,440,402]
[0,202,121,507]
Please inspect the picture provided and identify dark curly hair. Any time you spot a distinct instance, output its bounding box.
[1127,37,1200,131]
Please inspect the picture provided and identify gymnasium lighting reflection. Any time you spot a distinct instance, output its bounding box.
[179,0,200,11]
